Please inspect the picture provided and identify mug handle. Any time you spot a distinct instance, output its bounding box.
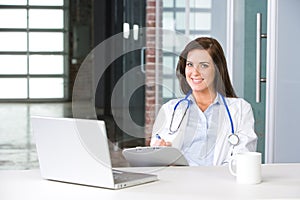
[229,158,237,176]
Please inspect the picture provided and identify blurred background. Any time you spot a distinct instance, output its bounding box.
[1,0,299,169]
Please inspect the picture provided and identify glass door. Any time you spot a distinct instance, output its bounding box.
[230,0,267,161]
[92,0,146,149]
[120,0,146,147]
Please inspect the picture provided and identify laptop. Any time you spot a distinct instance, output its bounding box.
[31,116,158,189]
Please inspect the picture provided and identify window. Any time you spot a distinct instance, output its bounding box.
[0,0,68,100]
[160,0,212,102]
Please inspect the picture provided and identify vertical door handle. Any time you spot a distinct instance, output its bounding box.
[140,47,146,73]
[256,13,267,103]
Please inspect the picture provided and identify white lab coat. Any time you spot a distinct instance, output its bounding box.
[150,96,258,166]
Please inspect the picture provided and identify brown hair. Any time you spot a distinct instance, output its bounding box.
[176,37,237,97]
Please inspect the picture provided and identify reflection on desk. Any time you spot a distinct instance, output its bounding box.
[1,164,300,200]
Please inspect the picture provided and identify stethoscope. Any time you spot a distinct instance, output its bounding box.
[169,90,239,146]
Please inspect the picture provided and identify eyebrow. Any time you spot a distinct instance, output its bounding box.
[186,61,210,64]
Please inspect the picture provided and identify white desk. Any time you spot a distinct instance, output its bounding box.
[1,164,300,200]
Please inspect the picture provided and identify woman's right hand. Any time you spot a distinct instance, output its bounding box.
[152,139,172,147]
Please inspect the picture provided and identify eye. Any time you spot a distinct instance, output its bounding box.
[200,64,209,68]
[186,62,193,67]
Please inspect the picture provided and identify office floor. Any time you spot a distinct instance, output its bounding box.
[0,102,128,170]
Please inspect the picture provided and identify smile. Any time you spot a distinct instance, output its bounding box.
[191,77,204,84]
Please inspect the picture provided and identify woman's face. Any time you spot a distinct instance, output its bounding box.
[185,49,216,94]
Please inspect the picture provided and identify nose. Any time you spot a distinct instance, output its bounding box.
[190,66,202,75]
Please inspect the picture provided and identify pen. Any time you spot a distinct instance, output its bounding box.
[156,134,161,140]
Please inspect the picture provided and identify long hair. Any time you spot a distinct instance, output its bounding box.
[176,37,237,97]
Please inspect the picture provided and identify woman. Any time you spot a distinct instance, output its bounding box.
[150,37,257,166]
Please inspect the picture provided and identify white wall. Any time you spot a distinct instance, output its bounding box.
[266,0,300,163]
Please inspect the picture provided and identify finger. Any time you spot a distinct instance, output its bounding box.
[152,139,163,146]
[153,139,167,146]
[165,141,172,146]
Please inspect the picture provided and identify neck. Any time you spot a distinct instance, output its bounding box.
[192,90,217,112]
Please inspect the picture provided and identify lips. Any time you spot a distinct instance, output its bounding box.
[191,77,204,84]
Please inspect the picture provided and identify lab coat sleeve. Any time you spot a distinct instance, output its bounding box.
[149,100,186,148]
[149,103,172,146]
[233,99,258,154]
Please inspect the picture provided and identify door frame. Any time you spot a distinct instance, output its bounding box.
[226,0,245,97]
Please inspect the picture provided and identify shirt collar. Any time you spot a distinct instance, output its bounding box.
[188,92,222,106]
[215,93,223,105]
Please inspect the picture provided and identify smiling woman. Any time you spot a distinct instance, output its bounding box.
[150,37,258,166]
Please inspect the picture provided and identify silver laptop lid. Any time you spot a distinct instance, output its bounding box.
[32,116,116,188]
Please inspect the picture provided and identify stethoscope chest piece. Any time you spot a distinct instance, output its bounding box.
[228,134,239,146]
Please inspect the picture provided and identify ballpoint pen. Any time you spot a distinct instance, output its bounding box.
[156,134,161,140]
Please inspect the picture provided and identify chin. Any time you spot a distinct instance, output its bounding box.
[188,82,213,92]
[190,87,207,93]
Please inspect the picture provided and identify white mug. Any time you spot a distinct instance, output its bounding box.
[229,152,262,184]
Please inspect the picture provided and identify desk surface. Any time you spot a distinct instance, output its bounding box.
[1,164,300,200]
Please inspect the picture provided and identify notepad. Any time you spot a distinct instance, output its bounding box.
[122,146,189,167]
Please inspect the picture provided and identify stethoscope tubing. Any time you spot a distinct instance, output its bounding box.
[169,90,235,135]
[173,90,192,111]
[220,95,234,135]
